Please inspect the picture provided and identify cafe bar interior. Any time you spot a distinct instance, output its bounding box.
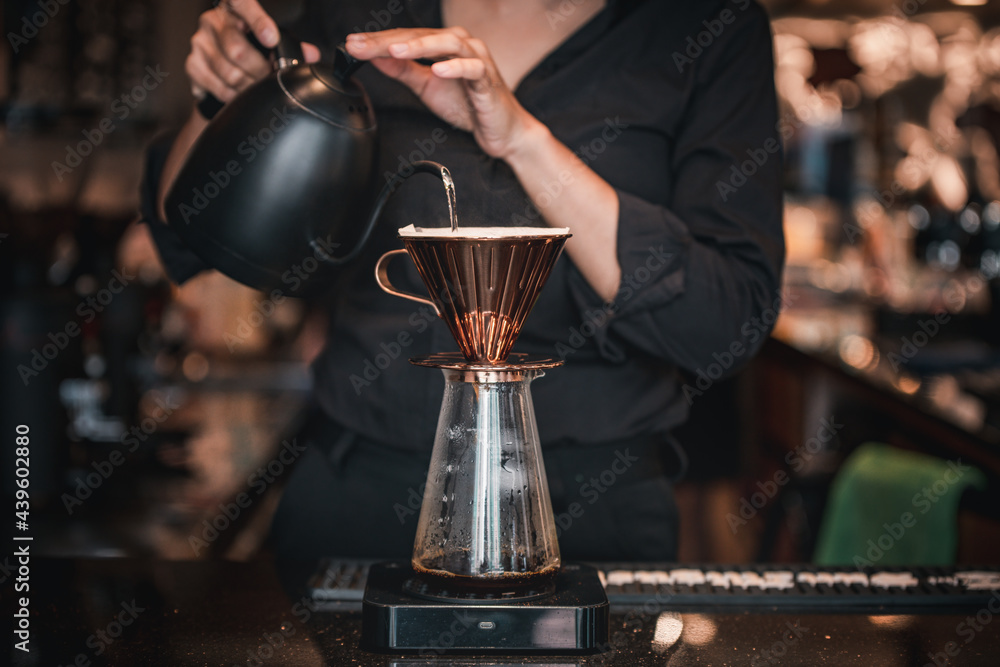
[3,0,1000,664]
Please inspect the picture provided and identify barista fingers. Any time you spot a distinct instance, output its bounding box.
[175,104,297,224]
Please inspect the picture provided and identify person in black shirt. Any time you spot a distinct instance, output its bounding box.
[142,0,784,561]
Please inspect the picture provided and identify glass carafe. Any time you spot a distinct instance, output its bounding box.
[411,366,561,594]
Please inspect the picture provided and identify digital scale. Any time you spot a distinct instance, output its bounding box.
[361,561,608,653]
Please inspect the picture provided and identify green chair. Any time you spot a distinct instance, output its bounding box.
[813,442,986,567]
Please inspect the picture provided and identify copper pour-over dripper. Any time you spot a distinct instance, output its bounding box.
[376,228,570,364]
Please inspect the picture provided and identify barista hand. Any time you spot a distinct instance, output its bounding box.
[186,0,320,103]
[345,27,540,161]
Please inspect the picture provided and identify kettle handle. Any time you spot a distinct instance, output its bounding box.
[196,30,355,120]
[272,30,304,69]
[311,160,454,266]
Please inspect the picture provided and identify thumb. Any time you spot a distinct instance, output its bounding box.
[226,0,278,48]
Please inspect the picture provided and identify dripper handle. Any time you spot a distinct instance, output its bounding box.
[314,160,452,265]
[374,250,442,315]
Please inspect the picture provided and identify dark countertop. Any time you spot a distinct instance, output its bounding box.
[5,557,1000,666]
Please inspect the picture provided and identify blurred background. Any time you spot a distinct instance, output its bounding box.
[2,0,1000,565]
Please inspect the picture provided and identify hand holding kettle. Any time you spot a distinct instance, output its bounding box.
[186,0,320,104]
[161,1,459,297]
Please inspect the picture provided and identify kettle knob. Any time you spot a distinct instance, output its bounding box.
[333,44,364,81]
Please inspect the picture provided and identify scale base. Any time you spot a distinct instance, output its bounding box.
[361,562,609,654]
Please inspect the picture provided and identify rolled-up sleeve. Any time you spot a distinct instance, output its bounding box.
[567,5,785,376]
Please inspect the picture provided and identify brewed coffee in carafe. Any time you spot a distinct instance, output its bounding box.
[410,363,561,594]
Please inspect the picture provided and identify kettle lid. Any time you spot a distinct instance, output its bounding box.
[278,62,376,131]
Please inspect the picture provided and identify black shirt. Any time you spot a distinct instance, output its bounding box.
[142,0,785,454]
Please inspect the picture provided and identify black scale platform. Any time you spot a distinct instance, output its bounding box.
[359,562,609,653]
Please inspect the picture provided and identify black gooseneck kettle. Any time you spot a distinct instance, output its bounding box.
[164,31,449,297]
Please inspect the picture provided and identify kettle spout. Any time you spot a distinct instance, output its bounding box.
[315,160,456,264]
